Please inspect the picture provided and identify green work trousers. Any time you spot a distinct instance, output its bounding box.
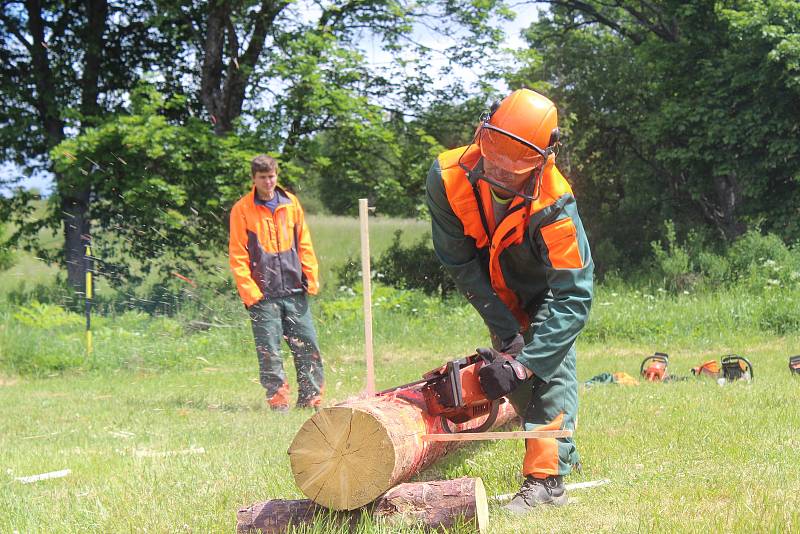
[497,309,579,478]
[248,293,324,404]
[507,343,579,477]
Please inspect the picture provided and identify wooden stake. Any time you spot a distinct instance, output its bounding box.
[422,429,573,442]
[359,198,375,396]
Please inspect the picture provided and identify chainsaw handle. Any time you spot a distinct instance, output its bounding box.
[476,347,498,363]
[640,353,668,376]
[721,355,754,380]
[440,399,502,434]
[791,355,800,375]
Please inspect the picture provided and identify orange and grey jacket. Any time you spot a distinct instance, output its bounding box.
[229,186,319,307]
[426,144,593,381]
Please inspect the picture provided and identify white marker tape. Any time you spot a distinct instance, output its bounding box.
[16,469,72,484]
[493,478,610,501]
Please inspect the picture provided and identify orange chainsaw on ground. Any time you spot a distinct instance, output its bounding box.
[378,351,513,434]
[640,352,670,382]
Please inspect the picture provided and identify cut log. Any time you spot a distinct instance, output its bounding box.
[287,389,517,510]
[236,477,488,533]
[236,499,334,534]
[374,476,489,532]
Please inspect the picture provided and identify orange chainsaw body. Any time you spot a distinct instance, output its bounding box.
[420,355,494,424]
[641,353,669,382]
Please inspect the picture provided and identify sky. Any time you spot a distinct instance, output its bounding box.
[0,6,539,197]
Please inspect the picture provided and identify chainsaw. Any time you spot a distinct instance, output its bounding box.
[691,355,753,382]
[691,359,721,378]
[790,355,800,376]
[377,351,506,434]
[640,352,670,382]
[721,355,753,382]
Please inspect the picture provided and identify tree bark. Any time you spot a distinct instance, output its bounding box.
[200,0,289,135]
[199,0,227,128]
[236,477,489,533]
[24,0,108,292]
[25,0,65,150]
[287,389,517,510]
[80,0,108,128]
[57,0,108,293]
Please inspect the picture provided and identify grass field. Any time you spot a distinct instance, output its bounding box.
[1,215,799,532]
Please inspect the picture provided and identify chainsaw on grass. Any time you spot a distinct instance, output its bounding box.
[640,352,670,382]
[790,355,800,376]
[721,355,753,382]
[692,355,753,382]
[378,351,510,434]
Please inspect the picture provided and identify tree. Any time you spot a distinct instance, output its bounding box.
[51,84,255,287]
[305,92,490,216]
[0,0,176,291]
[511,0,800,270]
[2,0,513,291]
[0,0,506,290]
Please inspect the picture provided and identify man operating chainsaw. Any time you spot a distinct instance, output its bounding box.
[425,88,593,513]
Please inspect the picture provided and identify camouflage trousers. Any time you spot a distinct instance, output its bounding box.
[248,293,324,406]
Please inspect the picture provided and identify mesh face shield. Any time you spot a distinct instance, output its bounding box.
[457,89,560,202]
[458,122,556,201]
[478,123,549,174]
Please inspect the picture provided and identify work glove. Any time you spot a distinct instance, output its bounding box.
[499,333,525,357]
[476,348,530,400]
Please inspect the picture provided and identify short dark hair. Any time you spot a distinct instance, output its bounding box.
[251,155,278,175]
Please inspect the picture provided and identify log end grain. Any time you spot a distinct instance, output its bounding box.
[288,406,397,510]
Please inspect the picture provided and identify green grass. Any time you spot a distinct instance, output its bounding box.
[1,215,800,532]
[2,334,799,531]
[308,214,429,296]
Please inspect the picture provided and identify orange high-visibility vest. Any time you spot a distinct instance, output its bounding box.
[437,144,574,329]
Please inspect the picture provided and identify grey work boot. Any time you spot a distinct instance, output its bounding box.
[503,475,568,514]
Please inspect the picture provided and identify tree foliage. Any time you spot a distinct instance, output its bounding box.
[1,0,512,290]
[512,0,800,272]
[51,84,256,286]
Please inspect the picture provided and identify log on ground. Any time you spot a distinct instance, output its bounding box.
[236,477,489,533]
[287,388,516,510]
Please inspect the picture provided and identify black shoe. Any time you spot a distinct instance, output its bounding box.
[503,475,568,514]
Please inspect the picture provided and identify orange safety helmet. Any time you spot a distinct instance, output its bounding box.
[477,89,559,174]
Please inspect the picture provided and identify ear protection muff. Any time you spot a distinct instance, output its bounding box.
[488,100,501,119]
[548,127,560,148]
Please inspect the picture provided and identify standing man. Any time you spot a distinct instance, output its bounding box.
[229,155,325,411]
[425,89,593,512]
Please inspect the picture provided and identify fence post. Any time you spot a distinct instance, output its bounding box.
[83,236,93,356]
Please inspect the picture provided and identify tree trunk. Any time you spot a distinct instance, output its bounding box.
[199,0,227,128]
[200,0,288,135]
[26,0,84,291]
[373,476,489,532]
[61,191,91,294]
[56,0,108,293]
[711,172,745,240]
[287,390,517,510]
[80,0,108,128]
[236,477,489,533]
